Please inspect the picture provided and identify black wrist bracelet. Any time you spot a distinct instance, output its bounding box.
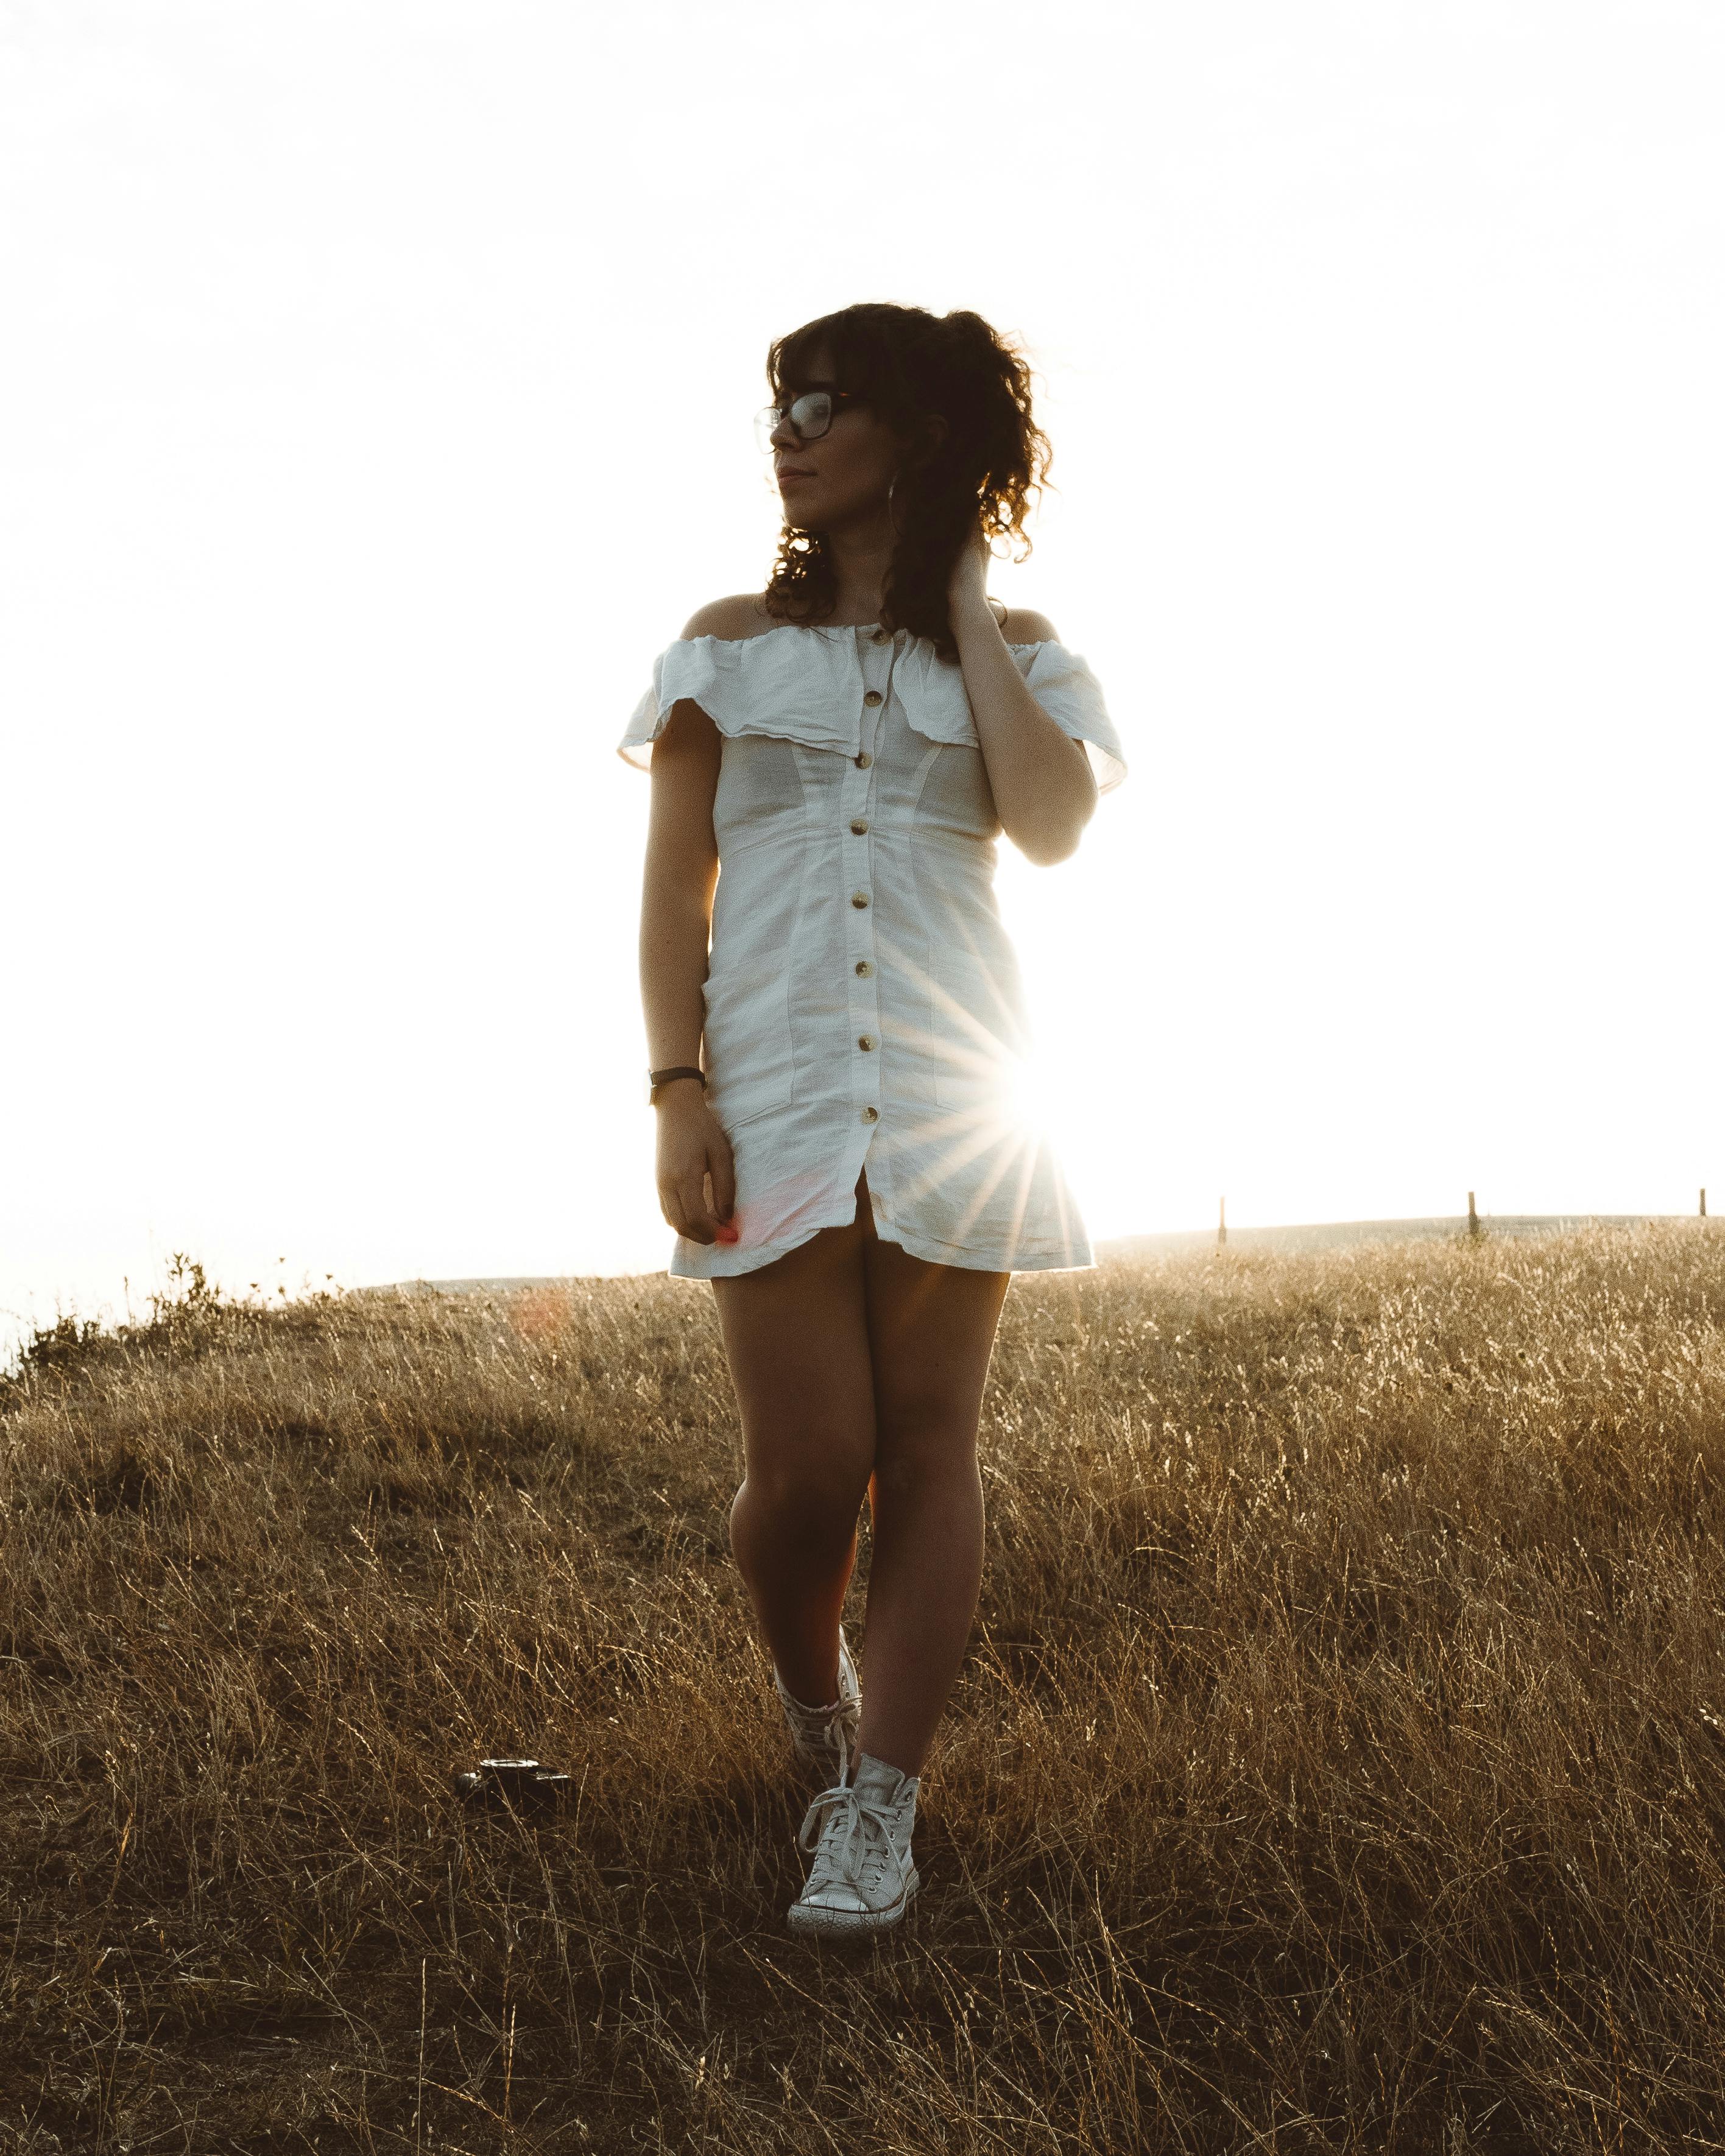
[649,1066,707,1104]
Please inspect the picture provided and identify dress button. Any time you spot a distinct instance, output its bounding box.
[855,959,873,976]
[863,690,883,706]
[850,819,869,836]
[861,1105,878,1123]
[853,750,872,768]
[858,1035,875,1052]
[850,890,870,909]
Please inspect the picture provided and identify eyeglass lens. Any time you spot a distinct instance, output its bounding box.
[755,391,833,453]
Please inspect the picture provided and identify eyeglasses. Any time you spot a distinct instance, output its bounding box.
[753,388,866,454]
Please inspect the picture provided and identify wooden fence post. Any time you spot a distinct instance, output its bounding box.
[1467,1191,1481,1239]
[1218,1196,1227,1249]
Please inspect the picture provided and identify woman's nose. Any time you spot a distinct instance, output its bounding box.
[770,412,802,449]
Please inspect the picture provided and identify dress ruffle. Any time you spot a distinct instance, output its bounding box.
[618,624,1127,794]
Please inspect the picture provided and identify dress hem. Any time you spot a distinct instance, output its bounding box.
[668,1211,1094,1281]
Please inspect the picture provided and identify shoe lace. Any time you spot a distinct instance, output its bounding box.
[797,1755,909,1894]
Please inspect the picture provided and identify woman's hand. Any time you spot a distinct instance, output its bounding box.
[654,1087,738,1245]
[945,520,997,630]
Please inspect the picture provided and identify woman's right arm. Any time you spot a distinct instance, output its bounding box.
[640,696,736,1245]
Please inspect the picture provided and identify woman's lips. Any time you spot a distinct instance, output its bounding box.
[777,470,814,485]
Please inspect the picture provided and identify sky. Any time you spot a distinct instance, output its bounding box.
[2,0,1721,1347]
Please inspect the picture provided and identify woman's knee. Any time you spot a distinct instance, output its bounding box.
[733,1456,870,1539]
[868,1390,982,1499]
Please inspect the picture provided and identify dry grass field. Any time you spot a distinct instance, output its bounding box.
[4,1224,1724,2154]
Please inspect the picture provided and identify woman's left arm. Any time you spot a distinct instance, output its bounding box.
[948,529,1098,866]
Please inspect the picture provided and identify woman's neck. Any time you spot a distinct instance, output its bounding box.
[820,507,895,625]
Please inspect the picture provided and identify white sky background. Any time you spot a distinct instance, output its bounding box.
[2,0,1721,1342]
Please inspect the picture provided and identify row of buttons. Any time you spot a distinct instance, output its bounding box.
[855,664,886,1128]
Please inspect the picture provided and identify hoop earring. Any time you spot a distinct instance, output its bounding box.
[887,472,906,540]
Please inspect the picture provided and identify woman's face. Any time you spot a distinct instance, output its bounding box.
[770,346,906,533]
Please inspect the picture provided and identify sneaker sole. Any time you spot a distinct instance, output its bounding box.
[786,1865,920,1938]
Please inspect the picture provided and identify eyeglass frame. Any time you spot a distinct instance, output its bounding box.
[754,385,868,454]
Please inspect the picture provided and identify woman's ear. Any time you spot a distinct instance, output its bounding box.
[916,414,950,466]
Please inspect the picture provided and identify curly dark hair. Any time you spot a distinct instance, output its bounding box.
[762,302,1052,663]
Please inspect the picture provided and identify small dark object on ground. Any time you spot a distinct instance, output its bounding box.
[453,1758,573,1813]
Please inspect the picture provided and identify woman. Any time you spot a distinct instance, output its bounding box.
[619,302,1126,1937]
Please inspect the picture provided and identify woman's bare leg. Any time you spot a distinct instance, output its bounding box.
[710,1210,876,1713]
[856,1198,1011,1780]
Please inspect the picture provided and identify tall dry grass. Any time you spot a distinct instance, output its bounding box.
[2,1225,1724,2153]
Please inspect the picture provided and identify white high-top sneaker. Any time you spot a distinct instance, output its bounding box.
[787,1746,920,1937]
[773,1625,862,1783]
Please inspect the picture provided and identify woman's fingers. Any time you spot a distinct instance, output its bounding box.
[674,1172,717,1242]
[658,1178,710,1243]
[708,1130,737,1231]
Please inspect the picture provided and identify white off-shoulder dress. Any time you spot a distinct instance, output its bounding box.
[619,621,1126,1280]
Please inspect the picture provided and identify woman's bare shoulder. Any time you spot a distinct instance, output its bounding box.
[997,606,1059,644]
[679,593,780,643]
